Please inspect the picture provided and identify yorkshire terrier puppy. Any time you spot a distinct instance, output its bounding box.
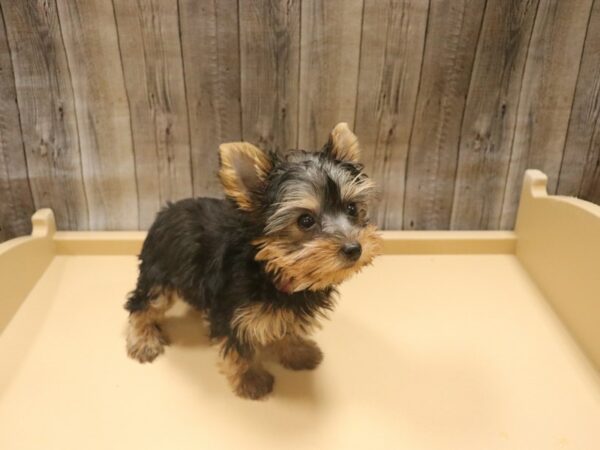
[125,122,381,399]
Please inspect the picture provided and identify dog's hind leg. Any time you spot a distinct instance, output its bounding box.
[125,287,175,363]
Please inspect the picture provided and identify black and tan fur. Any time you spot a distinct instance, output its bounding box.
[125,122,381,399]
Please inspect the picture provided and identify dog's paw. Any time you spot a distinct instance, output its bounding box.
[235,369,275,400]
[126,326,167,363]
[279,339,323,371]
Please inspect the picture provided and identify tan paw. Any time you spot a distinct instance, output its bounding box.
[126,326,167,363]
[234,369,275,400]
[279,340,323,371]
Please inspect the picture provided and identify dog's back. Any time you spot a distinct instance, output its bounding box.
[125,197,251,314]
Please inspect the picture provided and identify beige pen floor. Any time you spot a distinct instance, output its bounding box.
[1,253,599,450]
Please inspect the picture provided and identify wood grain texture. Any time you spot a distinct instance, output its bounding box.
[298,0,364,150]
[56,0,138,230]
[179,0,241,198]
[0,9,34,241]
[113,0,193,228]
[1,1,600,237]
[403,0,487,230]
[501,0,594,229]
[239,0,300,153]
[451,0,539,230]
[557,0,600,205]
[579,136,600,205]
[1,0,88,231]
[354,0,428,229]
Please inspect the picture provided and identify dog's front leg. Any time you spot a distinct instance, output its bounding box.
[268,335,323,371]
[219,339,274,400]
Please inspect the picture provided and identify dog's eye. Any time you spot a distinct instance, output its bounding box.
[297,214,316,230]
[346,202,358,217]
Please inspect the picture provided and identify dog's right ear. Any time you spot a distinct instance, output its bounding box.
[218,142,272,211]
[323,122,360,163]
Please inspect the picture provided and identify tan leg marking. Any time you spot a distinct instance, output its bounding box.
[268,335,323,371]
[218,340,274,400]
[126,290,175,363]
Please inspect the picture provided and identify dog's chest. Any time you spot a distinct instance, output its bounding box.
[232,303,325,346]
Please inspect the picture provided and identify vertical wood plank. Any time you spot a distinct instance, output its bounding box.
[501,0,593,229]
[403,0,487,230]
[451,0,539,230]
[239,0,300,153]
[179,0,241,198]
[1,0,88,231]
[113,0,193,228]
[0,9,34,241]
[557,0,600,205]
[298,0,364,150]
[578,124,600,205]
[354,0,428,229]
[56,0,138,230]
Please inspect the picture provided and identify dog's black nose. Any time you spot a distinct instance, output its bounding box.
[341,242,362,261]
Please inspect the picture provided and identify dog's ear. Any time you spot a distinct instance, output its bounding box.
[323,122,360,163]
[218,142,272,211]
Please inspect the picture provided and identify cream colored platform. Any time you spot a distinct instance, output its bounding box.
[1,170,599,450]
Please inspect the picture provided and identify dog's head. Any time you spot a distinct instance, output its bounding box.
[219,123,381,293]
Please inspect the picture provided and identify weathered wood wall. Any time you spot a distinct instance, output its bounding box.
[1,0,599,240]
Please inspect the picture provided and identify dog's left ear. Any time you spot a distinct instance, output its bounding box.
[219,142,272,211]
[323,122,360,163]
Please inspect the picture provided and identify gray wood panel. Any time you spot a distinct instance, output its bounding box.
[557,0,600,205]
[501,0,594,229]
[179,0,241,198]
[403,0,487,230]
[575,0,600,207]
[578,132,600,204]
[298,0,364,150]
[239,0,300,153]
[0,8,34,241]
[113,0,193,228]
[56,0,138,230]
[451,0,539,230]
[1,0,88,231]
[1,0,600,240]
[354,0,428,229]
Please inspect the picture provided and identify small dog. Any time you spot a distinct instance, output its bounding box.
[125,122,381,399]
